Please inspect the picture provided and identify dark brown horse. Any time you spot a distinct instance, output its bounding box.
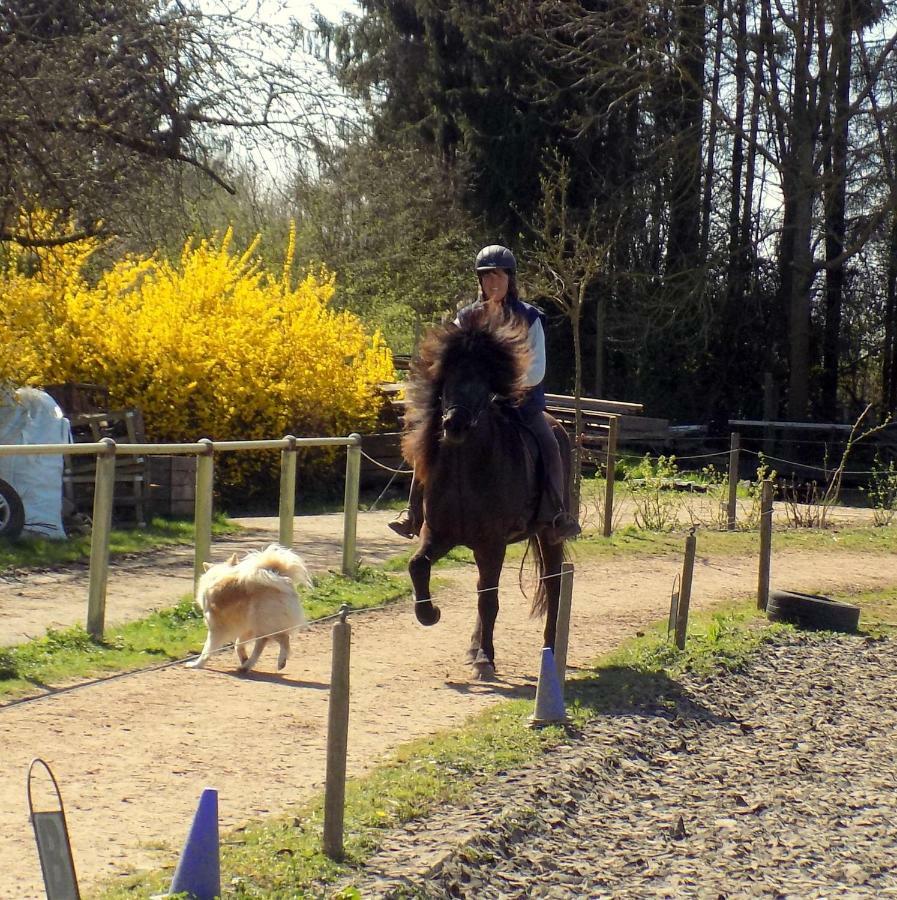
[401,307,572,679]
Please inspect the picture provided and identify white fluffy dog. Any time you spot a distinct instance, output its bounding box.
[186,544,311,673]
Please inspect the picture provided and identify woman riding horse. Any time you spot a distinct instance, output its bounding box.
[390,244,580,545]
[391,245,580,678]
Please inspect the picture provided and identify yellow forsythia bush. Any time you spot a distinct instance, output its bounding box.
[0,219,393,497]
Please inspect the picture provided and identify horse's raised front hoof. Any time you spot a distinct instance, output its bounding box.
[414,600,441,626]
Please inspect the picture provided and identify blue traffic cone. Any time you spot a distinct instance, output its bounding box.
[529,647,570,727]
[169,788,220,899]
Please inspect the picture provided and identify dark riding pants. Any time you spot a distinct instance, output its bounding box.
[523,408,567,521]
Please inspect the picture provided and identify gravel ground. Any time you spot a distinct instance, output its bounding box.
[342,632,897,899]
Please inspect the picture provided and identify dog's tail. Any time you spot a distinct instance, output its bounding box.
[194,552,240,613]
[246,543,313,589]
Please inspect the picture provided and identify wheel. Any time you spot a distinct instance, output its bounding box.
[767,589,860,633]
[0,478,25,539]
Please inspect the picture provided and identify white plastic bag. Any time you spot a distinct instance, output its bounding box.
[0,388,71,538]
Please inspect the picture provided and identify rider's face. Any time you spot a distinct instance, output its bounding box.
[480,269,510,304]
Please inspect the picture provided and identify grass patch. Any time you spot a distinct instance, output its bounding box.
[96,589,885,900]
[380,544,477,573]
[300,568,411,621]
[0,599,206,698]
[835,587,897,636]
[570,521,897,560]
[0,514,240,572]
[374,521,897,581]
[0,568,409,702]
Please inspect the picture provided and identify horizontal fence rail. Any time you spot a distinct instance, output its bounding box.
[0,434,363,638]
[0,436,359,458]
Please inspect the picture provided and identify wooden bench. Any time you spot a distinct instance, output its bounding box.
[378,383,666,460]
[65,409,150,526]
[544,393,670,447]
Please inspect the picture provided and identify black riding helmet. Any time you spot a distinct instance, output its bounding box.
[475,245,517,273]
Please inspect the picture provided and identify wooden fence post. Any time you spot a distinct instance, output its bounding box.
[342,435,361,576]
[675,530,696,650]
[278,435,298,549]
[553,562,574,696]
[757,479,773,610]
[323,605,352,860]
[603,416,619,538]
[727,432,740,530]
[193,439,214,591]
[86,438,116,639]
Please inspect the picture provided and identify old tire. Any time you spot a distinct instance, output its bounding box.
[0,478,25,539]
[767,589,860,633]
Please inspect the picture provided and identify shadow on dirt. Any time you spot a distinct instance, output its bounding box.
[226,670,330,690]
[443,675,537,700]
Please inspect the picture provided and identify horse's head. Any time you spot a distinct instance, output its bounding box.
[435,311,532,445]
[439,355,493,443]
[401,308,532,470]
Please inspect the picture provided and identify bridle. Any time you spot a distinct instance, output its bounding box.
[440,392,499,431]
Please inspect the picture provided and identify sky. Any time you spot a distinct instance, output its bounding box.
[294,0,360,27]
[198,0,366,181]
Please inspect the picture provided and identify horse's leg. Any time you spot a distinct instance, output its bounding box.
[468,543,507,680]
[409,525,453,627]
[537,535,566,652]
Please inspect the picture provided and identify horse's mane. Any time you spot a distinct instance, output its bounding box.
[401,306,533,483]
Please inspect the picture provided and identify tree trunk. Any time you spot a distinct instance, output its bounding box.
[821,0,852,420]
[700,0,725,252]
[779,0,818,420]
[571,305,583,518]
[786,133,816,420]
[665,0,706,287]
[594,291,606,398]
[884,211,897,414]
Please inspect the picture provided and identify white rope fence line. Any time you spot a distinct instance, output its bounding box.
[361,432,896,478]
[413,564,567,602]
[2,561,569,707]
[594,449,730,464]
[666,450,731,462]
[0,601,397,711]
[597,444,894,477]
[739,447,891,477]
[700,560,756,577]
[360,449,412,475]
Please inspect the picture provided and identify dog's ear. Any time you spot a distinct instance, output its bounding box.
[202,562,213,571]
[228,553,239,566]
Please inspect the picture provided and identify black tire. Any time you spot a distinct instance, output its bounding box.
[0,478,25,539]
[767,589,860,633]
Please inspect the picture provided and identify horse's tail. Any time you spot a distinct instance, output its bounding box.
[527,535,569,618]
[528,535,549,618]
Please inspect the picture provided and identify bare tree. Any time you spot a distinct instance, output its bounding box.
[0,0,357,247]
[525,153,614,513]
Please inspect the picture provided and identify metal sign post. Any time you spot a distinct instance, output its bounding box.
[27,758,80,900]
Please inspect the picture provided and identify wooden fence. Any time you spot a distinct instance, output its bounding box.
[0,435,363,639]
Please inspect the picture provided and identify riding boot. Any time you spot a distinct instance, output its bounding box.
[388,474,423,539]
[527,409,581,543]
[544,511,582,545]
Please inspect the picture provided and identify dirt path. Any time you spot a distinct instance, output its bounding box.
[0,512,409,647]
[2,511,896,897]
